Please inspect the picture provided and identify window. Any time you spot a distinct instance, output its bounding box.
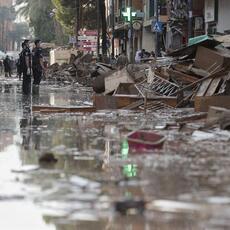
[149,0,154,18]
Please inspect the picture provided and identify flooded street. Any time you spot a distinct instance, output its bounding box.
[1,78,230,230]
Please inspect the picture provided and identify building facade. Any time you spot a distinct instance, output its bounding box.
[0,0,14,51]
[0,0,12,7]
[106,0,144,58]
[205,0,230,34]
[106,0,230,60]
[142,0,168,53]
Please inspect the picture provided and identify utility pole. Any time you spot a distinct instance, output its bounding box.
[154,0,160,57]
[129,0,134,63]
[97,0,100,56]
[76,0,80,48]
[111,0,115,57]
[188,0,193,39]
[101,0,107,56]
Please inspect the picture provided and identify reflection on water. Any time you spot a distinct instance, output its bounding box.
[121,139,138,178]
[123,164,138,178]
[1,81,230,229]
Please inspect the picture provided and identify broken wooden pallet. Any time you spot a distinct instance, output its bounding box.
[137,75,179,97]
[139,101,174,111]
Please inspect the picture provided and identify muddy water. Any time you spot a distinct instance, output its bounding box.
[1,79,230,229]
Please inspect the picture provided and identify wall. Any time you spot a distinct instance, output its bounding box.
[0,0,14,51]
[142,28,155,52]
[0,0,12,7]
[216,0,230,33]
[133,0,143,10]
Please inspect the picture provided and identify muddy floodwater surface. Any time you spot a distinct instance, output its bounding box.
[0,79,230,230]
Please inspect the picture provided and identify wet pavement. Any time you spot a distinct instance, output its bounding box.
[0,77,230,230]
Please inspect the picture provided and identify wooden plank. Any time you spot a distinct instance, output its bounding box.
[93,95,178,110]
[195,96,230,112]
[113,83,140,96]
[168,69,198,83]
[32,106,96,113]
[189,67,209,78]
[104,68,134,94]
[175,69,226,95]
[194,46,230,72]
[122,100,144,110]
[93,95,139,110]
[196,78,213,97]
[205,77,222,96]
[175,113,207,122]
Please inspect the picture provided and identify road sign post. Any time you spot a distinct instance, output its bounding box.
[154,0,160,58]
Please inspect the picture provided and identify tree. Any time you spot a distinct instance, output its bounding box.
[53,0,107,56]
[0,6,16,50]
[52,0,97,35]
[8,23,30,50]
[15,0,58,43]
[99,0,107,56]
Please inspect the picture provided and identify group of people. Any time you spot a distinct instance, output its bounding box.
[135,49,155,63]
[108,49,155,67]
[19,39,46,95]
[0,56,15,78]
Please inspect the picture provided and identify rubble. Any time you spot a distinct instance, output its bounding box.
[206,106,230,130]
[46,54,114,87]
[43,35,230,115]
[89,37,229,112]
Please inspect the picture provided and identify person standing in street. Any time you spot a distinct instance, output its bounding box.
[32,39,45,87]
[0,59,3,75]
[135,50,142,64]
[116,51,129,70]
[16,55,22,80]
[21,39,32,95]
[3,55,12,78]
[17,42,26,81]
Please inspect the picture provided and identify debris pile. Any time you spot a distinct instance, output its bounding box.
[46,63,77,83]
[46,53,114,87]
[44,36,230,115]
[91,36,230,113]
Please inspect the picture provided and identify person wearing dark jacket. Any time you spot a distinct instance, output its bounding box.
[32,39,45,86]
[3,56,12,78]
[21,39,32,95]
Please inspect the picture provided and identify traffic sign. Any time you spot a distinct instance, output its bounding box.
[69,36,76,44]
[78,36,97,41]
[152,21,163,33]
[77,30,98,52]
[84,30,98,36]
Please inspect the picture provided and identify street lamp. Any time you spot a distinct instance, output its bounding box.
[154,0,160,58]
[111,0,115,57]
[129,0,134,62]
[122,1,135,62]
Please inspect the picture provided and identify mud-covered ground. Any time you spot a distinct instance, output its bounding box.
[0,77,230,230]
